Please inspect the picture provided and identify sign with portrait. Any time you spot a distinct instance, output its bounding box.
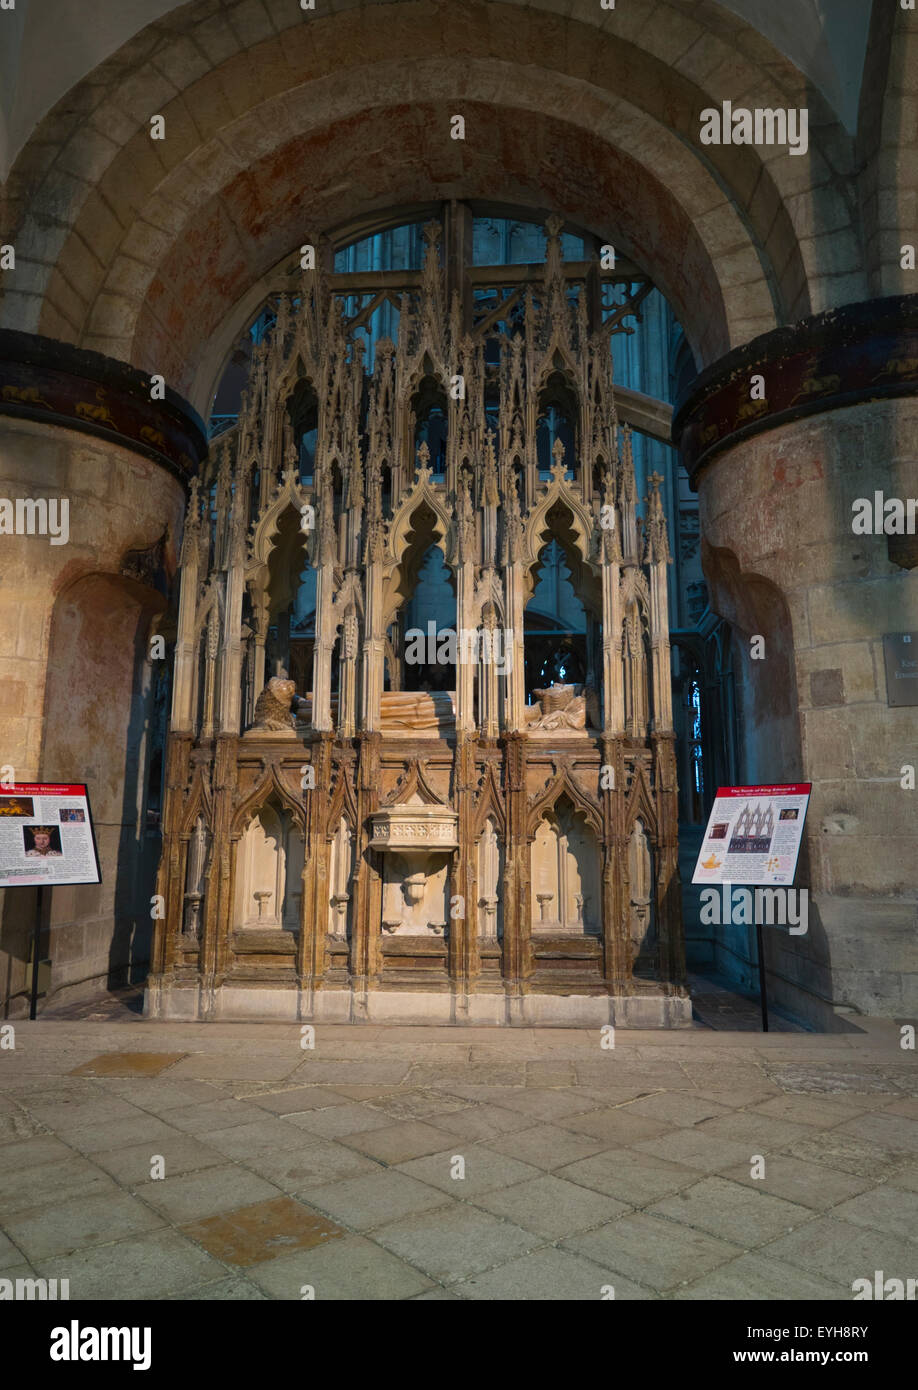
[0,783,101,887]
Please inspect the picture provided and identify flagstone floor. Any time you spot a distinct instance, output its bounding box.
[1,1014,916,1300]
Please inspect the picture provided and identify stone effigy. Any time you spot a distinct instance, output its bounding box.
[379,689,455,730]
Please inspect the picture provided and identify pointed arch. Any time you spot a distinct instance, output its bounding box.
[625,760,659,838]
[472,761,507,839]
[526,769,603,839]
[386,477,454,570]
[522,481,596,575]
[326,760,359,832]
[248,470,314,572]
[231,761,306,838]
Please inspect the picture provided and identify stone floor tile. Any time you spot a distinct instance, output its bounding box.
[135,1164,282,1223]
[35,1229,226,1300]
[453,1245,654,1300]
[287,1102,402,1139]
[760,1216,917,1288]
[91,1135,228,1185]
[298,1169,450,1230]
[835,1111,918,1153]
[371,1204,539,1282]
[647,1175,813,1246]
[674,1252,848,1300]
[249,1234,434,1300]
[419,1103,536,1142]
[524,1061,576,1086]
[369,1091,474,1121]
[828,1184,918,1239]
[301,1042,469,1064]
[693,1111,811,1150]
[24,1097,144,1134]
[249,1138,381,1190]
[574,1063,697,1090]
[247,1087,355,1115]
[182,1195,345,1267]
[487,1122,615,1170]
[631,1128,755,1173]
[0,1233,30,1271]
[0,1155,117,1215]
[0,1112,48,1144]
[288,1061,414,1085]
[470,1173,629,1239]
[0,1135,76,1169]
[678,1065,779,1094]
[561,1108,672,1146]
[407,1064,528,1087]
[99,1079,226,1110]
[478,1088,601,1122]
[555,1149,697,1205]
[687,1086,786,1108]
[748,1094,876,1127]
[205,1117,317,1159]
[64,1114,185,1155]
[784,1131,909,1178]
[885,1163,918,1193]
[395,1144,544,1196]
[69,1052,187,1078]
[563,1212,741,1292]
[322,1085,407,1102]
[166,1056,301,1082]
[172,1276,266,1300]
[718,1155,875,1210]
[338,1120,464,1164]
[622,1091,731,1127]
[765,1064,904,1096]
[155,1098,265,1135]
[3,1190,165,1262]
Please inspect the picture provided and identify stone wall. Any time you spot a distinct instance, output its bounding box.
[697,398,918,1023]
[0,415,184,1015]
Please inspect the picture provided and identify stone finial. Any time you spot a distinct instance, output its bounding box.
[415,440,433,485]
[482,429,500,507]
[644,471,672,565]
[549,436,568,483]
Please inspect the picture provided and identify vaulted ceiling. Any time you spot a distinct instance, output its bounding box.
[0,0,874,179]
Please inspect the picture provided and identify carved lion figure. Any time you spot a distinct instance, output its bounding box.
[251,677,298,731]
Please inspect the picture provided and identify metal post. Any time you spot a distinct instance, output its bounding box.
[755,911,769,1032]
[29,884,43,1021]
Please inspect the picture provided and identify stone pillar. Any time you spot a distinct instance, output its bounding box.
[0,331,205,1015]
[675,296,918,1022]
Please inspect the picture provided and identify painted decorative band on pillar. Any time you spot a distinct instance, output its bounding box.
[0,329,207,484]
[674,294,918,484]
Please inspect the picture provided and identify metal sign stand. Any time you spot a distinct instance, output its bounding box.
[754,908,769,1032]
[29,884,44,1021]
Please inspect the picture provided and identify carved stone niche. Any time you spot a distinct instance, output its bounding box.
[369,795,458,937]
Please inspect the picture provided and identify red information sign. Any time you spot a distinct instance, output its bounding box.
[0,783,101,887]
[691,783,812,887]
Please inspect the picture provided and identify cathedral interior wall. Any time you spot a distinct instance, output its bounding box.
[698,399,918,1023]
[0,417,183,1015]
[0,0,915,1026]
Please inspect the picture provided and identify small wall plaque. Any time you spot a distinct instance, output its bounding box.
[884,632,918,707]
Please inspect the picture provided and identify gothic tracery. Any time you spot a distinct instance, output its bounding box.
[148,218,688,1025]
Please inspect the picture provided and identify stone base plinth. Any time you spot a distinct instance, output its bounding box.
[144,980,693,1027]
